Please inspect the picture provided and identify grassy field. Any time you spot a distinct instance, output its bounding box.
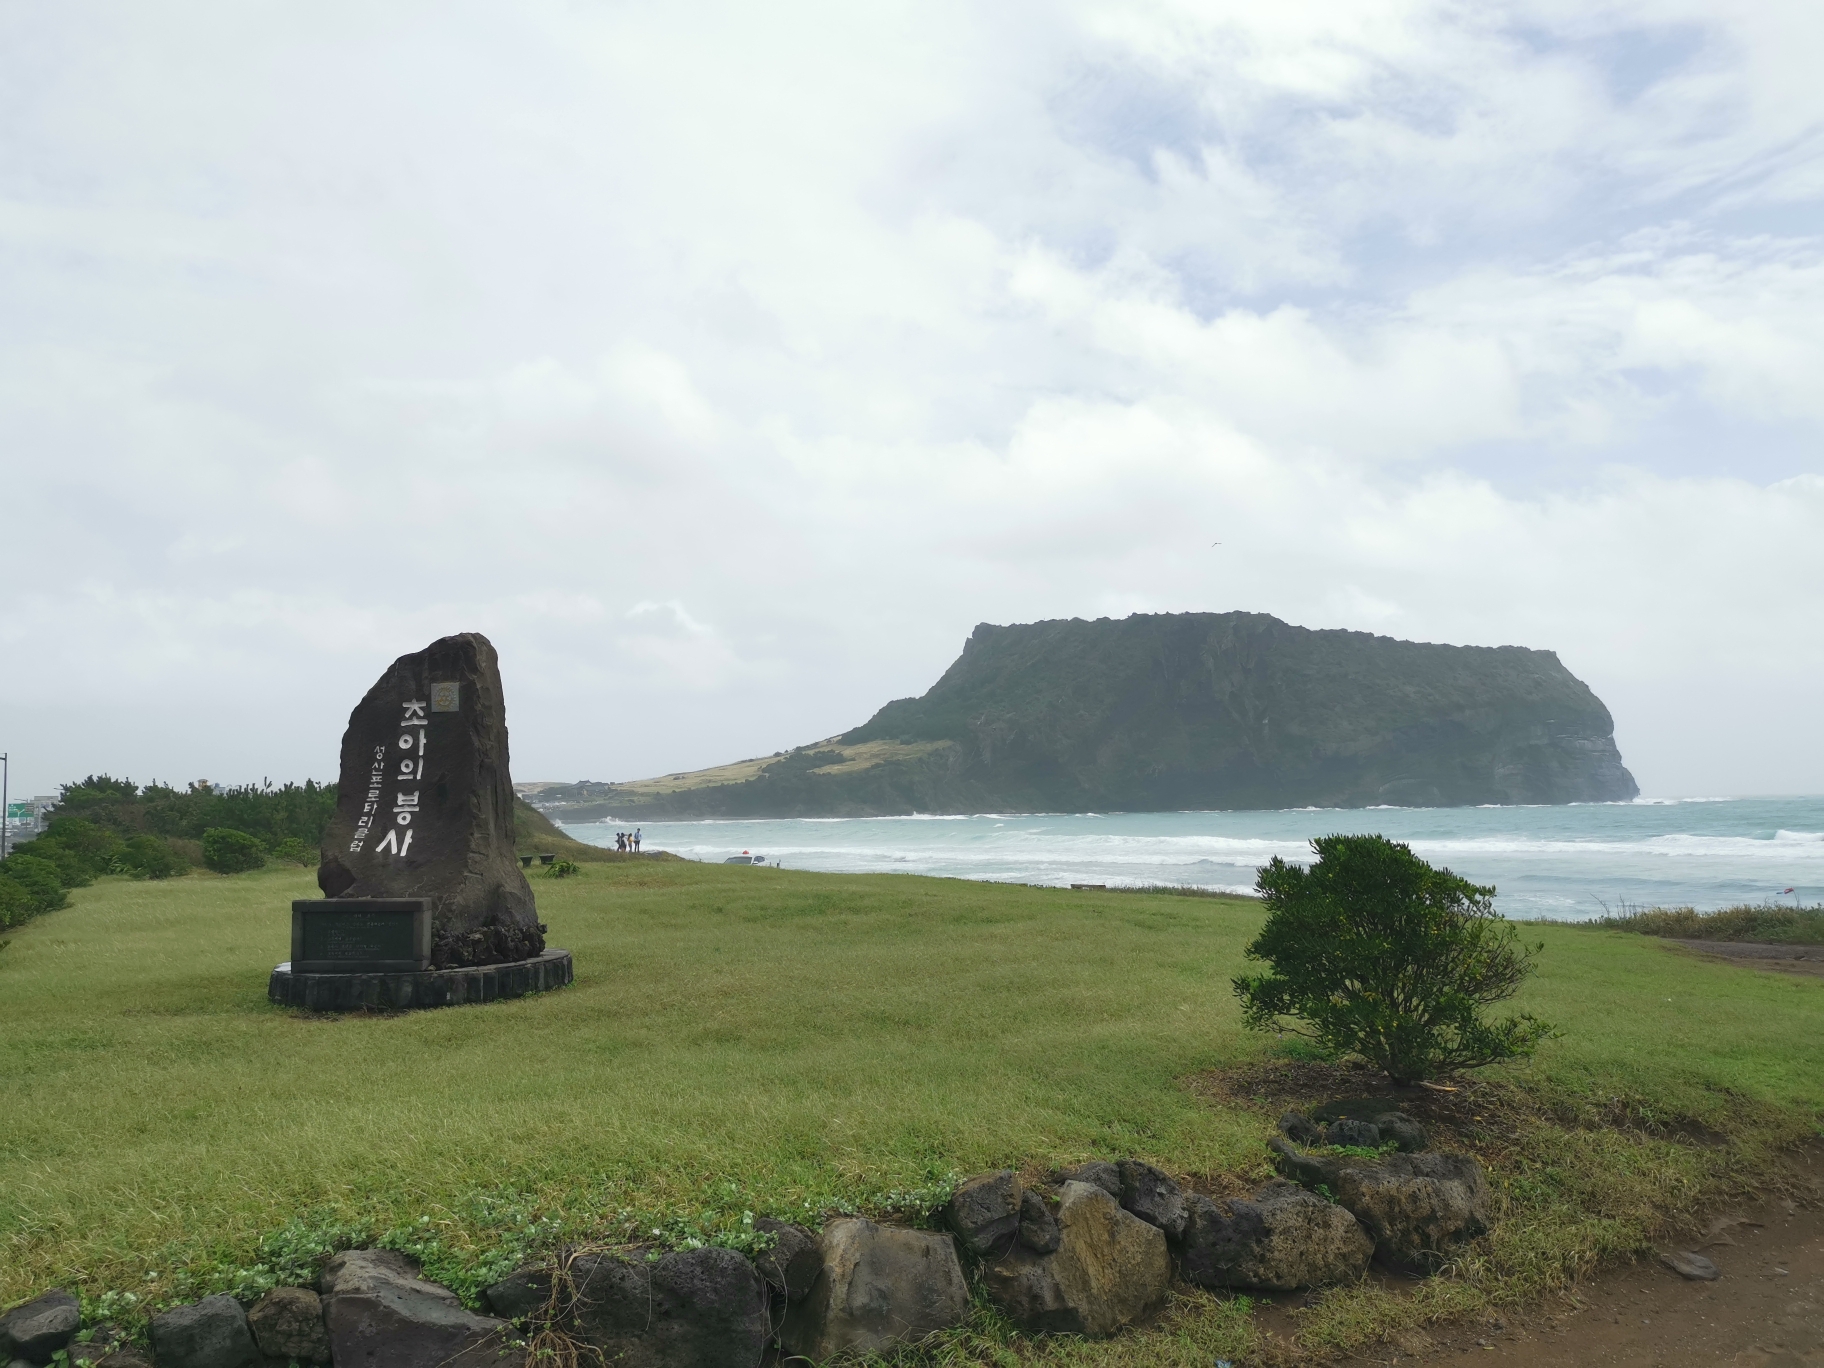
[2,861,1821,1362]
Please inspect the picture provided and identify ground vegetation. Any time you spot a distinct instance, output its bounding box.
[1578,902,1824,944]
[1,861,1818,1364]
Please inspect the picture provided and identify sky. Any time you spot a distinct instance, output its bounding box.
[2,0,1821,802]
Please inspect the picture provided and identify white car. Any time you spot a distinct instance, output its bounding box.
[722,853,769,865]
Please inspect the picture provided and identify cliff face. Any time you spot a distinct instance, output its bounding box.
[538,612,1638,820]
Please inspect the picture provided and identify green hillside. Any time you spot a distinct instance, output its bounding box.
[537,612,1637,820]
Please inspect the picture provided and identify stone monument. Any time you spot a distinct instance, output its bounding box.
[269,632,572,1010]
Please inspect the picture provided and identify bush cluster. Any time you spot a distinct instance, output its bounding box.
[55,774,337,847]
[0,816,192,929]
[1,776,337,931]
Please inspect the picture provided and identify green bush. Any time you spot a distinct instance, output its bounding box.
[0,875,36,928]
[114,835,189,880]
[1234,833,1553,1085]
[201,828,267,875]
[36,817,126,880]
[0,854,70,916]
[269,836,315,865]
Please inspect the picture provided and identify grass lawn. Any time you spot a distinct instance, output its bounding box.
[2,861,1821,1363]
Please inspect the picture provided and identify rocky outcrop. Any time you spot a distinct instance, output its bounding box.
[535,611,1640,817]
[946,1170,1023,1258]
[246,1286,330,1364]
[148,1295,259,1368]
[319,1249,520,1368]
[983,1181,1170,1337]
[1269,1138,1490,1268]
[568,1247,768,1368]
[1178,1181,1373,1291]
[780,1218,969,1360]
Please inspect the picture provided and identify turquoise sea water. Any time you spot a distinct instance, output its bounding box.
[563,797,1824,922]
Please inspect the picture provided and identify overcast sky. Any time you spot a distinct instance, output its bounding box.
[3,0,1821,802]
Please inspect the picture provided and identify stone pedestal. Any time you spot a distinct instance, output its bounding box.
[268,949,573,1012]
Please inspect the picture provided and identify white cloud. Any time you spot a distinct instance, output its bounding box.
[1,0,1821,799]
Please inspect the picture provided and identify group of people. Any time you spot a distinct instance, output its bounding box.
[614,829,642,853]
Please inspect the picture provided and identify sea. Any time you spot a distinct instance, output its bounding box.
[562,797,1824,922]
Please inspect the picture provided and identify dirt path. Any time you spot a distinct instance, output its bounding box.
[1665,940,1824,977]
[1335,1154,1824,1367]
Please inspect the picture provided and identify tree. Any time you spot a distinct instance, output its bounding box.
[1233,834,1552,1085]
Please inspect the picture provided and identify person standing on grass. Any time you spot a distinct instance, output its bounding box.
[634,828,641,852]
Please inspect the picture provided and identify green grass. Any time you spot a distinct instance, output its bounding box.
[1568,901,1824,944]
[2,862,1821,1363]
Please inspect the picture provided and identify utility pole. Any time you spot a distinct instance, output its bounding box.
[1,752,9,860]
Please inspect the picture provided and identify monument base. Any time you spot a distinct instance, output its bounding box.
[268,948,573,1012]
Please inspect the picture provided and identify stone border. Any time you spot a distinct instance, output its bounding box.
[2,1118,1491,1368]
[266,949,573,1011]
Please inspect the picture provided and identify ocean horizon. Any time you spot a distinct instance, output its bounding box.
[560,795,1824,922]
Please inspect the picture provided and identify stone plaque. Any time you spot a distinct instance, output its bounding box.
[313,633,541,969]
[291,898,430,973]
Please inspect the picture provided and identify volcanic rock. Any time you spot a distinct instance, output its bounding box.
[0,1290,80,1363]
[780,1218,969,1360]
[1269,1139,1490,1268]
[568,1247,768,1368]
[319,1249,519,1368]
[1117,1159,1189,1239]
[947,1170,1022,1258]
[983,1181,1170,1336]
[313,633,543,968]
[246,1286,330,1364]
[1019,1189,1062,1254]
[753,1218,822,1302]
[1178,1180,1374,1291]
[481,1266,552,1323]
[1057,1161,1122,1199]
[148,1295,259,1368]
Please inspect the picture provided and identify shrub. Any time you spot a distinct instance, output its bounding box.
[0,854,70,915]
[1234,833,1553,1085]
[114,834,189,880]
[37,816,126,879]
[269,836,316,865]
[20,837,99,888]
[544,859,580,878]
[0,874,36,927]
[202,828,267,874]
